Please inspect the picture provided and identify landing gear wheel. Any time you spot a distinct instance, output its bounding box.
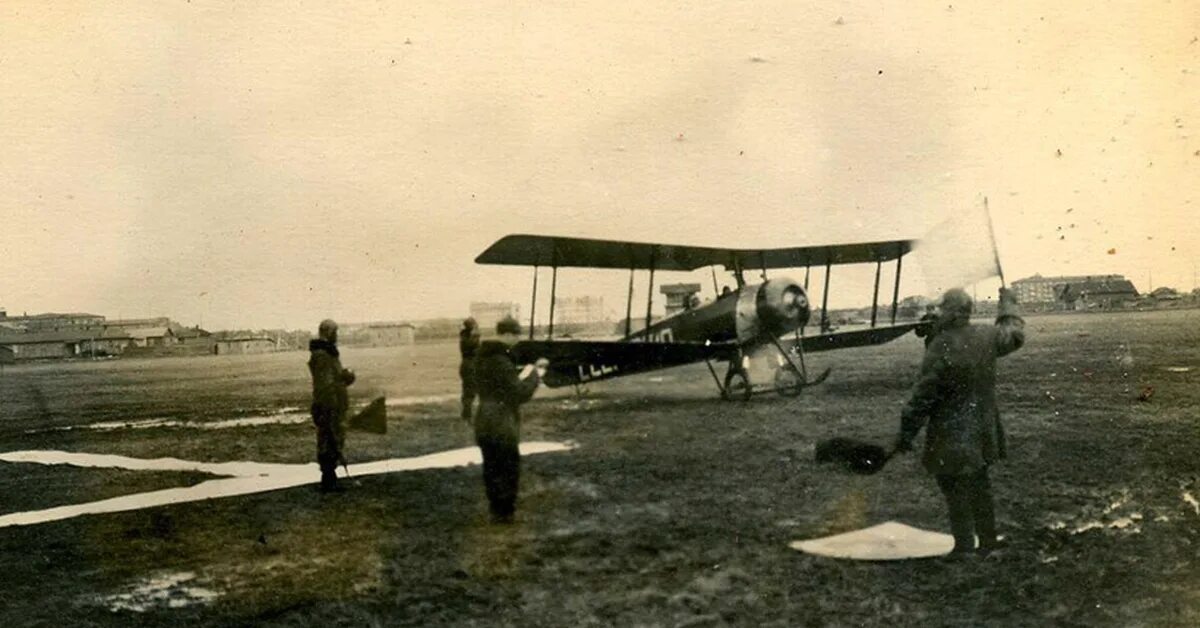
[774,365,804,397]
[722,368,752,402]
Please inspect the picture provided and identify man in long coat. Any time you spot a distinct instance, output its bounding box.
[472,316,543,523]
[459,317,481,420]
[895,287,1025,556]
[309,319,356,492]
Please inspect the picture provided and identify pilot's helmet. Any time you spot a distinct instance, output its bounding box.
[937,288,974,316]
[496,316,521,336]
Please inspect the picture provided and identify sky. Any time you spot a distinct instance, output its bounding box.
[1,2,1196,330]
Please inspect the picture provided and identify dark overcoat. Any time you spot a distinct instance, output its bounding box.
[473,340,539,433]
[308,339,354,465]
[900,299,1025,475]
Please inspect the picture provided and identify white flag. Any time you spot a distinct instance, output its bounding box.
[914,196,1003,296]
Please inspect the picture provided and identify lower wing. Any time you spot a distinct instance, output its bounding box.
[782,322,924,353]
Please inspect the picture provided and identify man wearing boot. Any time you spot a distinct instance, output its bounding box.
[894,287,1025,558]
[309,319,355,493]
[471,316,544,523]
[459,317,481,421]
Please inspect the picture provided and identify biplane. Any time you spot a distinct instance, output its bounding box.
[475,235,926,400]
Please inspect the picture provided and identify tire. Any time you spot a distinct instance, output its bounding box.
[722,368,752,402]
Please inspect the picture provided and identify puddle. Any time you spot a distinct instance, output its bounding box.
[1051,492,1147,535]
[100,571,219,612]
[1068,517,1143,535]
[1162,366,1192,373]
[0,450,295,478]
[28,394,465,434]
[0,442,576,528]
[385,394,459,407]
[1103,491,1130,515]
[557,398,611,411]
[1183,492,1199,515]
[29,408,308,433]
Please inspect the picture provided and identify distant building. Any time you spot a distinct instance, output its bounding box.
[83,327,134,356]
[0,312,105,333]
[123,326,175,348]
[469,302,522,334]
[104,317,172,330]
[214,337,277,355]
[342,322,416,347]
[1058,278,1139,310]
[660,284,702,317]
[0,330,95,360]
[1150,287,1182,301]
[553,296,609,325]
[1011,274,1129,304]
[170,324,213,344]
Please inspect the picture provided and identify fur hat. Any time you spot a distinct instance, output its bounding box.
[496,316,521,336]
[937,288,974,316]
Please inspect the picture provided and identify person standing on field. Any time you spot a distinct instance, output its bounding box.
[459,317,481,420]
[894,287,1025,558]
[308,319,355,493]
[471,316,545,523]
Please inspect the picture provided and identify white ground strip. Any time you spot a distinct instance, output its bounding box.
[0,441,575,528]
[789,521,955,560]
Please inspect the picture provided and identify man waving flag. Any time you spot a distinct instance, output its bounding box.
[914,196,1005,295]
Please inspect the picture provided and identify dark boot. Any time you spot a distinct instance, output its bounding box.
[319,468,342,493]
[968,469,999,552]
[936,474,977,553]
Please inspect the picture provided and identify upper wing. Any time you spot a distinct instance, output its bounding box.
[476,234,913,271]
[510,339,738,387]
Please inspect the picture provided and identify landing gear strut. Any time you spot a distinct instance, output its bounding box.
[722,365,752,402]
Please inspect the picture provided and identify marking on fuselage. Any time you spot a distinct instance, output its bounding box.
[578,363,620,382]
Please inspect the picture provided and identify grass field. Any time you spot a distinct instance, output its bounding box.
[1,309,1199,626]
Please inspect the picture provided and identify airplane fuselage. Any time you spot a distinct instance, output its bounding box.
[628,278,810,347]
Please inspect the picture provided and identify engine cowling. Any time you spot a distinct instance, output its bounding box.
[735,278,810,343]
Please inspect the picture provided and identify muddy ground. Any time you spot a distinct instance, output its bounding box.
[0,309,1198,626]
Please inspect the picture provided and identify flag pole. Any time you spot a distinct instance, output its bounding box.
[982,196,1006,287]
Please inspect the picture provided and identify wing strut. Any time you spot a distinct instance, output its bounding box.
[529,265,539,340]
[890,244,904,325]
[623,265,635,339]
[643,246,657,338]
[547,263,558,339]
[703,359,726,396]
[870,258,882,328]
[819,256,832,333]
